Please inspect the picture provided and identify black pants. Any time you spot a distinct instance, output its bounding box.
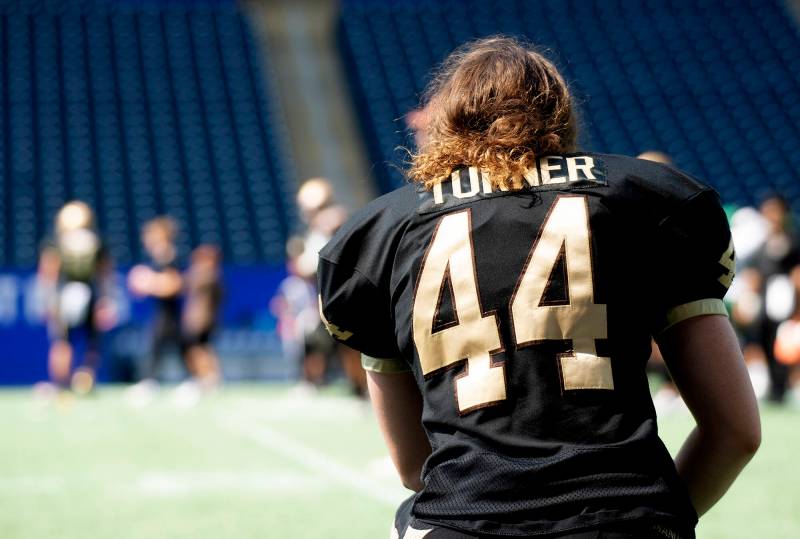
[147,310,184,379]
[761,318,790,402]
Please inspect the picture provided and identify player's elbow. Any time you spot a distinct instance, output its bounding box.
[400,473,424,493]
[727,409,761,456]
[723,423,761,459]
[700,414,761,458]
[397,466,424,492]
[735,421,761,456]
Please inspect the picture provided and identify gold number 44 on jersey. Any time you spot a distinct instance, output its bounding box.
[412,195,613,413]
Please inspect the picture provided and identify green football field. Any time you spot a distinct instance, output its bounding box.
[1,385,797,539]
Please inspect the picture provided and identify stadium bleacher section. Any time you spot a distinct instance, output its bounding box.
[338,0,800,209]
[0,0,295,266]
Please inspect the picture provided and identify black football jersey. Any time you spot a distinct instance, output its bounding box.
[318,153,734,537]
[47,229,107,283]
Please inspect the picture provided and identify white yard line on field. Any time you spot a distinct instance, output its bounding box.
[217,415,407,507]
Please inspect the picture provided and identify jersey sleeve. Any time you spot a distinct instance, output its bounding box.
[652,188,735,334]
[317,186,416,373]
[317,259,408,372]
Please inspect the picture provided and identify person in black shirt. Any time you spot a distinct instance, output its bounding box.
[128,217,184,389]
[318,37,760,538]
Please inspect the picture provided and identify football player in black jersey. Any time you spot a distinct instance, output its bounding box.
[318,37,760,538]
[38,201,115,394]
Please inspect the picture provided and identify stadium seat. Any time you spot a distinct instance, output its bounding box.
[0,0,295,266]
[338,0,800,213]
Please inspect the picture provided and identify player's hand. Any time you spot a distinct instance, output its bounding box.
[128,265,154,296]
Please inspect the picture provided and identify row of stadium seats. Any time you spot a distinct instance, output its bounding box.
[2,0,796,266]
[338,0,800,210]
[0,0,234,14]
[0,0,296,266]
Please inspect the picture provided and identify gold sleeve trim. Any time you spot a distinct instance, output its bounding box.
[661,298,728,333]
[361,354,411,374]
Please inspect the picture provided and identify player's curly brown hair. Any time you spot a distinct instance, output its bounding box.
[408,36,577,189]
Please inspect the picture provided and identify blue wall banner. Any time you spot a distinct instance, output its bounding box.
[0,266,289,385]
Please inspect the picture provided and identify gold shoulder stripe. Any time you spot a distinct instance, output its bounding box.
[361,354,411,374]
[318,296,353,341]
[718,238,736,288]
[660,298,728,334]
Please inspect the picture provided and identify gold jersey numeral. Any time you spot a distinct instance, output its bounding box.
[412,210,506,413]
[511,196,612,391]
[412,195,612,414]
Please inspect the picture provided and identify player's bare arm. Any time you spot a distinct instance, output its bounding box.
[147,267,183,298]
[366,369,432,492]
[657,314,761,516]
[128,265,183,298]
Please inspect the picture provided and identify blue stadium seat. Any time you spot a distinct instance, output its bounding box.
[339,0,800,214]
[0,0,295,266]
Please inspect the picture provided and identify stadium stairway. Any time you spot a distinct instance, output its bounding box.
[245,0,377,213]
[338,0,800,213]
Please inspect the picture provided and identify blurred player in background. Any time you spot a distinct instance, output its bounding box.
[319,37,759,538]
[272,237,325,387]
[290,178,365,396]
[127,217,184,397]
[727,206,772,399]
[37,201,116,395]
[295,177,348,277]
[181,244,223,391]
[748,194,800,403]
